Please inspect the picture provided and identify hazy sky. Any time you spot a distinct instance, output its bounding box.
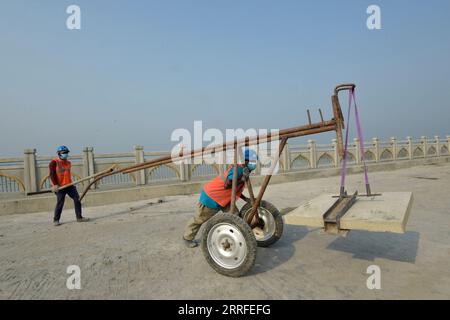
[1,0,449,156]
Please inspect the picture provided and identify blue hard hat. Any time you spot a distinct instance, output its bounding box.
[244,149,258,161]
[57,146,70,153]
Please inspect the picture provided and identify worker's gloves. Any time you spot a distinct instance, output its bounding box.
[52,185,59,194]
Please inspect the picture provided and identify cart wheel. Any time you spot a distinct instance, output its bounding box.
[240,200,284,247]
[201,213,257,277]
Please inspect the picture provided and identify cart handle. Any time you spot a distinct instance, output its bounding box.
[26,168,114,196]
[334,83,356,95]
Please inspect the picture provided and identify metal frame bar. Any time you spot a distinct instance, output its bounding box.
[78,84,354,209]
[246,137,288,226]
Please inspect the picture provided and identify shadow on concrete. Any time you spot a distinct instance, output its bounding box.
[249,224,312,276]
[326,230,420,263]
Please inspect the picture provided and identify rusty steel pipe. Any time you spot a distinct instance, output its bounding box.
[79,122,339,201]
[78,84,349,200]
[121,120,337,175]
[79,170,117,201]
[120,122,332,174]
[246,137,288,226]
[332,85,354,157]
[79,122,339,200]
[229,139,239,214]
[244,176,258,226]
[119,125,336,176]
[118,120,337,174]
[334,83,356,95]
[245,178,256,204]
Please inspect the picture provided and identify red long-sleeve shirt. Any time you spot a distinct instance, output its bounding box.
[48,160,60,186]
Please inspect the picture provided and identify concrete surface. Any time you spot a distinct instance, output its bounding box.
[0,163,449,299]
[286,192,414,233]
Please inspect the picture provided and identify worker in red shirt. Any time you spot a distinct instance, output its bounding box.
[49,146,89,226]
[183,149,258,248]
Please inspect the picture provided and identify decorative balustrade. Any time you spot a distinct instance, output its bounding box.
[0,135,449,195]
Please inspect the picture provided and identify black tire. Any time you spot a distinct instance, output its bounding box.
[240,200,284,247]
[201,213,257,277]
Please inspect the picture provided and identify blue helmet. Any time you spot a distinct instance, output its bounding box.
[244,149,258,162]
[57,146,70,154]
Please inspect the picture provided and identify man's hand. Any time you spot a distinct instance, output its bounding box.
[242,167,251,180]
[52,185,59,193]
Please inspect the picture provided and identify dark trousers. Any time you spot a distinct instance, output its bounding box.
[54,186,82,222]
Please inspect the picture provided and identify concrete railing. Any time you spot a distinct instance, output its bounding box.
[1,135,449,196]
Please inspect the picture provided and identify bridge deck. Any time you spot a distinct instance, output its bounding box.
[0,163,449,299]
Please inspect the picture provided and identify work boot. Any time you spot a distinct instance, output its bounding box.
[77,217,90,223]
[54,221,61,226]
[183,237,198,248]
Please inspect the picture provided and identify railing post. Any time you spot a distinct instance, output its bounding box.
[179,162,185,182]
[308,139,317,169]
[179,143,191,182]
[332,138,339,167]
[82,147,90,178]
[86,147,96,188]
[447,135,450,155]
[421,136,428,158]
[407,136,413,160]
[372,137,379,162]
[179,161,189,182]
[23,149,37,194]
[435,136,440,157]
[281,142,291,172]
[354,138,361,164]
[88,147,95,175]
[134,145,146,185]
[391,137,398,161]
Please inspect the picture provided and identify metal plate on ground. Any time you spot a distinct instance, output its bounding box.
[285,192,414,233]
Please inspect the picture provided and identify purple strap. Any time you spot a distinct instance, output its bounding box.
[340,89,370,195]
[353,91,370,187]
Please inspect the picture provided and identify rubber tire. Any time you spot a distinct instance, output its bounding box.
[240,200,284,248]
[201,213,257,277]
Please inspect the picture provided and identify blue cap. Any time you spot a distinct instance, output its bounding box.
[57,146,70,153]
[244,149,258,161]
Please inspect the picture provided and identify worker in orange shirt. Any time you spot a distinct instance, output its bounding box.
[183,149,258,248]
[49,146,89,226]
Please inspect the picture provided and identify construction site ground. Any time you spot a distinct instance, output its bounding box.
[1,163,449,299]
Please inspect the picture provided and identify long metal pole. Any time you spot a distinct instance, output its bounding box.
[79,170,117,201]
[117,84,352,176]
[76,84,353,206]
[246,137,288,225]
[120,123,336,175]
[79,123,338,201]
[119,120,337,174]
[229,139,238,214]
[27,168,114,196]
[242,137,256,205]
